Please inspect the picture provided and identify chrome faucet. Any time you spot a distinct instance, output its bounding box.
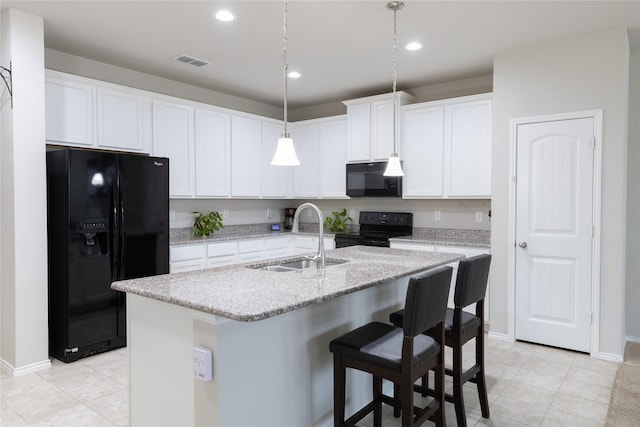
[292,202,325,269]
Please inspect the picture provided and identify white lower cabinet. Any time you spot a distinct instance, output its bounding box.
[265,237,291,259]
[390,241,490,322]
[207,241,238,268]
[170,244,206,273]
[237,239,266,263]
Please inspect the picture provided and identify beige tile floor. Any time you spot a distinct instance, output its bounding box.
[0,337,619,426]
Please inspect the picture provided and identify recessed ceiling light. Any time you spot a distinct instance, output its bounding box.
[288,71,301,79]
[215,10,235,22]
[405,41,423,51]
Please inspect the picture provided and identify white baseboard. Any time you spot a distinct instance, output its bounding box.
[593,351,623,363]
[487,331,513,342]
[0,357,51,377]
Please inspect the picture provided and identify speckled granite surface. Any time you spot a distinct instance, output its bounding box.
[170,223,332,245]
[391,228,490,248]
[112,246,463,322]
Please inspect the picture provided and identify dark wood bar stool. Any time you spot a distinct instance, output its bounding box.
[329,266,452,427]
[389,254,492,427]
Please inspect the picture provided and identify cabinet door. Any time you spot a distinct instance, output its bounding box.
[318,119,347,198]
[262,121,290,198]
[402,106,444,197]
[96,87,150,153]
[371,99,395,161]
[153,100,194,197]
[45,76,94,147]
[444,100,492,197]
[195,109,231,197]
[346,103,371,162]
[292,123,319,198]
[231,116,262,197]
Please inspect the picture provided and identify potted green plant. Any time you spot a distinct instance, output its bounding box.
[324,209,353,233]
[192,211,223,237]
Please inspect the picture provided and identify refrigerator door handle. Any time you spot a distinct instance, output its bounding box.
[112,176,121,280]
[118,172,127,280]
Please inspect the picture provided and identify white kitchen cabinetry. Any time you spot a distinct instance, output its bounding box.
[231,116,263,197]
[343,92,415,162]
[152,100,194,197]
[96,87,151,153]
[291,123,320,198]
[45,72,95,148]
[402,94,492,199]
[318,118,347,198]
[170,244,206,273]
[45,71,151,153]
[265,237,291,259]
[444,100,492,197]
[402,106,445,197]
[262,121,291,198]
[237,239,266,263]
[194,108,231,197]
[207,241,238,268]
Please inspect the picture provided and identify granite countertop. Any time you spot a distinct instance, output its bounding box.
[170,223,332,246]
[391,228,490,248]
[112,246,463,322]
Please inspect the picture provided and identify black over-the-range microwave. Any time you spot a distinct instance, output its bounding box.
[346,161,402,197]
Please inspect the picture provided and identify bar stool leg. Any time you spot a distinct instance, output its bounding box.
[452,344,467,427]
[373,376,383,427]
[476,333,490,418]
[333,355,345,427]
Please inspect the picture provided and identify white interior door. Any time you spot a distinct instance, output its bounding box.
[515,117,594,352]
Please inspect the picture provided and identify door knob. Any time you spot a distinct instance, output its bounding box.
[519,241,527,248]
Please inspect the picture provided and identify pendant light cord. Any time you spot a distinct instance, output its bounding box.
[392,4,398,156]
[282,0,289,136]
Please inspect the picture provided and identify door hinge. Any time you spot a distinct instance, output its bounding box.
[513,175,517,185]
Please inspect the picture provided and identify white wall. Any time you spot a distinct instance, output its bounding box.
[0,9,50,374]
[626,48,640,342]
[492,28,630,358]
[169,198,491,231]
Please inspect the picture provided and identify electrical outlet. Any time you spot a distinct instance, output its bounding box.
[192,346,212,382]
[475,211,483,222]
[349,209,356,218]
[434,210,441,221]
[222,209,229,219]
[169,210,176,221]
[267,208,272,218]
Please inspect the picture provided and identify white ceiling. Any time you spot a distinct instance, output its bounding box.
[3,1,639,109]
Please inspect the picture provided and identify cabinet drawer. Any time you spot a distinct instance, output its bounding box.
[238,239,264,253]
[170,245,206,262]
[170,259,205,273]
[207,241,237,257]
[265,237,289,250]
[207,255,237,268]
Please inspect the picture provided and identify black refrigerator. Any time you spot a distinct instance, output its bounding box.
[46,148,169,362]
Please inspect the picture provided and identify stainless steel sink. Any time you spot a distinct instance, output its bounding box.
[251,258,347,272]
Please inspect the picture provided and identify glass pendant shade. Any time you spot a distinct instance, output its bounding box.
[383,155,404,176]
[271,134,300,166]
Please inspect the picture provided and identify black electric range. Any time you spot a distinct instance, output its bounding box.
[334,211,413,248]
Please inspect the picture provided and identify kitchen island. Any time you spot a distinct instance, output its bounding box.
[112,246,463,426]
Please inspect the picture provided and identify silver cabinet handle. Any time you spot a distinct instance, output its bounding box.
[519,241,527,248]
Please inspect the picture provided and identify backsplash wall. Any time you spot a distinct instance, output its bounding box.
[170,198,491,231]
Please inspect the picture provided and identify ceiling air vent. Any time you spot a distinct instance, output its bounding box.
[174,55,209,67]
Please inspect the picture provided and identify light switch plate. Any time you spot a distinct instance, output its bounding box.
[222,209,229,219]
[475,211,483,222]
[434,210,441,221]
[193,346,212,382]
[169,210,176,221]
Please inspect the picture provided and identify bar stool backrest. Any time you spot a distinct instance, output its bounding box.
[403,266,453,337]
[453,254,492,309]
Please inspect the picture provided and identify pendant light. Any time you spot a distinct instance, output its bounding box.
[271,0,300,166]
[383,1,404,177]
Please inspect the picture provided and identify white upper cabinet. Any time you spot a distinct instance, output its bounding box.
[45,72,95,147]
[318,118,347,198]
[343,91,416,162]
[444,99,492,197]
[231,115,262,197]
[96,87,151,153]
[262,121,291,198]
[45,70,151,153]
[194,108,231,197]
[152,100,194,197]
[402,106,445,197]
[402,94,492,199]
[291,123,320,198]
